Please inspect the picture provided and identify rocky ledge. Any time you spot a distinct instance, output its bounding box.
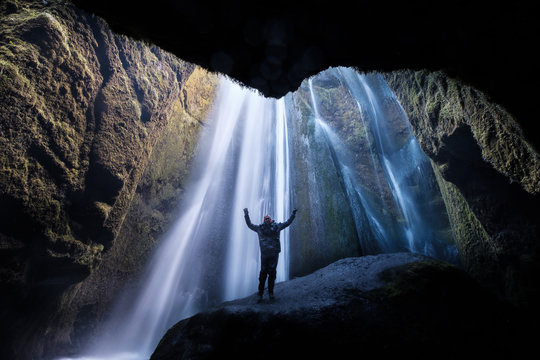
[151,253,532,360]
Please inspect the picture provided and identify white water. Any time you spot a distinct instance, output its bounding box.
[355,73,437,255]
[308,68,457,261]
[222,83,292,300]
[63,68,457,360]
[308,78,395,254]
[69,77,292,360]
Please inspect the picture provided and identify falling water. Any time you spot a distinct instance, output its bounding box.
[353,71,456,259]
[308,68,457,261]
[223,84,292,300]
[71,77,292,360]
[65,67,457,360]
[308,78,395,254]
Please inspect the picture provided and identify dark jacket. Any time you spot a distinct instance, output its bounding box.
[244,212,296,256]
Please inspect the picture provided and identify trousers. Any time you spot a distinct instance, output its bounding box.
[258,253,279,295]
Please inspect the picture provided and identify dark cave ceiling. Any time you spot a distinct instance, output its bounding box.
[70,0,539,148]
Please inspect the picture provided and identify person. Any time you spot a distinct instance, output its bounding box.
[243,207,297,301]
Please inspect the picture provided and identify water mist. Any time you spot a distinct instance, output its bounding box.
[65,67,457,360]
[70,77,292,360]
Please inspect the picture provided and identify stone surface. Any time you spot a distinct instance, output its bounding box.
[0,1,218,358]
[151,253,530,360]
[2,1,540,359]
[70,0,540,151]
[384,70,540,310]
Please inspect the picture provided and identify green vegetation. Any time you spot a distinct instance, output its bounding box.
[384,70,539,195]
[0,2,218,357]
[384,69,540,308]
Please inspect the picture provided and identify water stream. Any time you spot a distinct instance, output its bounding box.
[67,68,457,360]
[71,78,292,360]
[311,67,458,260]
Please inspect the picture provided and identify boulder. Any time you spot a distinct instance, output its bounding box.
[151,253,529,360]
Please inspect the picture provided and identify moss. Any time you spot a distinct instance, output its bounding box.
[431,162,497,280]
[93,201,112,221]
[384,70,539,195]
[65,67,219,344]
[377,259,464,300]
[383,70,540,308]
[370,256,518,347]
[183,67,218,121]
[287,78,365,277]
[0,2,212,357]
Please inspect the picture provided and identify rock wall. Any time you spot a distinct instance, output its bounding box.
[0,1,218,358]
[287,69,455,277]
[384,70,540,308]
[2,1,539,358]
[286,76,362,277]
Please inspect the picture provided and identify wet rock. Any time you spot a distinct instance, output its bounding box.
[151,253,528,360]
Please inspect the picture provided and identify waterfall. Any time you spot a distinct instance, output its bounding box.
[70,77,292,360]
[63,67,458,360]
[307,78,395,254]
[222,85,292,300]
[307,68,458,262]
[352,72,456,260]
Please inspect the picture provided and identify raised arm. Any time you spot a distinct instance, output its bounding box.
[279,208,297,230]
[243,208,258,232]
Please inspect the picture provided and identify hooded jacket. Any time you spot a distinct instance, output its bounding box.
[244,212,296,256]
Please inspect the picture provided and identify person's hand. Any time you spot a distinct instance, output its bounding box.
[243,208,248,215]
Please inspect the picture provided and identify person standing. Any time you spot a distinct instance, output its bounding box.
[243,208,297,301]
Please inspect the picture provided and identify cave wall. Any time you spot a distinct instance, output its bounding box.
[60,0,540,311]
[2,0,540,359]
[384,70,540,307]
[0,1,218,358]
[287,68,456,277]
[285,76,363,277]
[68,0,540,156]
[48,67,218,358]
